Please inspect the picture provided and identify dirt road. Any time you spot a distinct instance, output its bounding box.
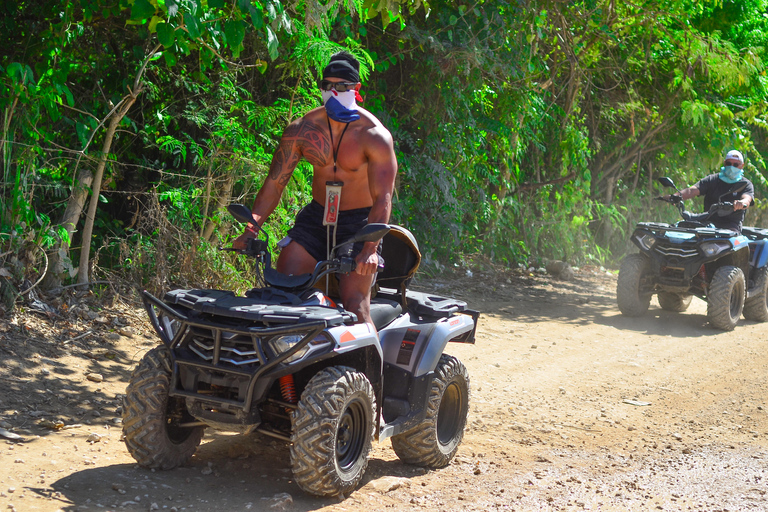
[1,267,767,511]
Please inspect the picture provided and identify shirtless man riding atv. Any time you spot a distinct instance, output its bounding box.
[234,52,397,326]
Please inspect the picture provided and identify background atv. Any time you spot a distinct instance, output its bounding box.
[122,204,479,497]
[617,177,768,331]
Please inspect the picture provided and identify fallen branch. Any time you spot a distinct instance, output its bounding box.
[62,330,94,345]
[554,423,602,433]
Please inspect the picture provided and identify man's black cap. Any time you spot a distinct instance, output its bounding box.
[322,52,360,83]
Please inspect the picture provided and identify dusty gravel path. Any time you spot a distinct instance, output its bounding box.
[1,267,767,511]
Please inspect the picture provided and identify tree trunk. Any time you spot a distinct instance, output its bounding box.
[74,44,159,286]
[202,172,235,242]
[199,160,215,237]
[42,167,93,289]
[77,94,138,285]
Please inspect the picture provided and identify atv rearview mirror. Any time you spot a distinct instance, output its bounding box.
[330,223,391,259]
[227,204,258,226]
[657,177,678,190]
[349,223,391,244]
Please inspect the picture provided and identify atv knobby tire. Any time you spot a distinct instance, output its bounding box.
[743,266,768,322]
[391,354,470,468]
[657,292,693,312]
[290,366,376,497]
[122,346,204,469]
[707,265,745,331]
[617,254,652,316]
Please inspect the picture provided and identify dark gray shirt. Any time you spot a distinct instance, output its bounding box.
[694,173,754,232]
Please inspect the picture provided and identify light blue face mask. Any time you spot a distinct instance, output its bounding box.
[719,165,744,184]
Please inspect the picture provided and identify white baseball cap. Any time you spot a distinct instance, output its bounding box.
[725,150,744,164]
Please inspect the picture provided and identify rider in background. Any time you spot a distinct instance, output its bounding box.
[664,149,754,233]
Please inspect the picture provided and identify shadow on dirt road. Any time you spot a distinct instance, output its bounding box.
[47,432,422,512]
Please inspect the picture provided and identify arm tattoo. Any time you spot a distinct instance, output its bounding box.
[269,141,299,182]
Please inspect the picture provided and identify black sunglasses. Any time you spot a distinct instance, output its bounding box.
[318,80,358,92]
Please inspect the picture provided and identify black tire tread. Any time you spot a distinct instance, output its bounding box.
[707,265,745,331]
[391,354,470,468]
[657,292,693,312]
[617,254,652,316]
[744,266,768,322]
[122,346,203,469]
[290,366,375,497]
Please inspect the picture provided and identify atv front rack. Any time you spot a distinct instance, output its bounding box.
[635,221,739,238]
[141,290,347,414]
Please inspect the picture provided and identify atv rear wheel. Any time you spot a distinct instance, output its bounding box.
[290,366,375,497]
[122,346,204,469]
[743,266,768,322]
[657,292,693,312]
[391,354,470,468]
[707,265,745,331]
[617,254,652,316]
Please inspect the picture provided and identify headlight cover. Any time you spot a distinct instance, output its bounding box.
[635,233,657,251]
[700,241,731,257]
[269,333,334,363]
[269,334,308,363]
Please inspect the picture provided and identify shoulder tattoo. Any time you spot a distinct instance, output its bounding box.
[269,119,332,183]
[294,120,332,167]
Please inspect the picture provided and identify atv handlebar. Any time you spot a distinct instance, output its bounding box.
[225,203,388,292]
[654,195,682,204]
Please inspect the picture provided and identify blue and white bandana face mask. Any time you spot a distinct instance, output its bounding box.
[719,165,744,184]
[321,89,360,123]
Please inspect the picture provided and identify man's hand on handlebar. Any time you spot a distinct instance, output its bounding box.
[733,198,750,211]
[659,194,682,204]
[354,243,381,276]
[232,225,259,251]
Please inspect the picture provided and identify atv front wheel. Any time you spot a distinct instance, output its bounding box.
[290,366,376,497]
[743,266,768,322]
[707,265,745,331]
[391,354,470,468]
[617,254,652,316]
[657,292,693,312]
[122,346,204,469]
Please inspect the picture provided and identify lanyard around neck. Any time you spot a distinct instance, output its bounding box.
[327,116,350,179]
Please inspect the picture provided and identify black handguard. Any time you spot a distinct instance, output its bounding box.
[337,255,386,274]
[714,202,736,217]
[654,195,682,204]
[221,237,268,256]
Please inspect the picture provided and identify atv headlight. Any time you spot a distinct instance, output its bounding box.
[700,241,731,257]
[634,233,657,251]
[269,334,308,363]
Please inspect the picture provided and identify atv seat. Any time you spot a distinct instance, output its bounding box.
[377,225,421,308]
[369,298,402,330]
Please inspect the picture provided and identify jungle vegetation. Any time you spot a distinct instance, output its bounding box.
[1,0,767,300]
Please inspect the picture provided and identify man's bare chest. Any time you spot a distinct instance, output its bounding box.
[288,120,366,171]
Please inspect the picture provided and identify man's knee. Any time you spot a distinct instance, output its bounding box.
[277,241,316,275]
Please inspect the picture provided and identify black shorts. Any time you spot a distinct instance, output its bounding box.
[285,200,381,262]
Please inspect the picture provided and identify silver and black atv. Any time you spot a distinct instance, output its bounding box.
[122,204,479,497]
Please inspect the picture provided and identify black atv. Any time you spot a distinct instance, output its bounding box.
[617,177,768,331]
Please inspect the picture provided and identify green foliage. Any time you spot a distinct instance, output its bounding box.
[1,0,768,299]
